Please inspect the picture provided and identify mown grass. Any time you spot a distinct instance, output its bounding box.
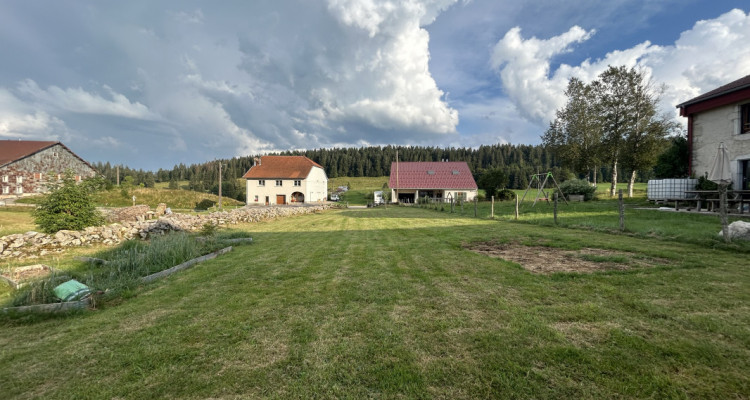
[1,207,748,398]
[14,187,244,210]
[0,207,36,237]
[329,176,389,205]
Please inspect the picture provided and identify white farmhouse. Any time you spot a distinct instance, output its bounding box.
[242,156,328,205]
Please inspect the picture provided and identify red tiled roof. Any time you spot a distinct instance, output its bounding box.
[0,140,59,166]
[242,156,324,179]
[389,162,477,189]
[676,74,750,108]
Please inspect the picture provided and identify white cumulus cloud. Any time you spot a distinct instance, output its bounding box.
[491,8,750,127]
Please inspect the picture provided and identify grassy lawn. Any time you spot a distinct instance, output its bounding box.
[329,176,389,205]
[0,207,36,237]
[1,206,749,398]
[14,187,244,210]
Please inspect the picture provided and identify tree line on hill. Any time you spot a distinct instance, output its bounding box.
[92,137,687,198]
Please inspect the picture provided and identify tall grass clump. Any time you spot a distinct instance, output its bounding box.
[7,232,219,307]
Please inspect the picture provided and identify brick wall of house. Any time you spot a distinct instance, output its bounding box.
[0,144,97,197]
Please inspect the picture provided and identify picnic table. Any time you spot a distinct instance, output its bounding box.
[683,190,750,213]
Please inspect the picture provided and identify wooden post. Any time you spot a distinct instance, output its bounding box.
[474,197,477,217]
[491,196,494,219]
[451,199,454,213]
[218,161,222,210]
[720,184,730,242]
[619,190,625,231]
[553,192,558,224]
[515,193,519,220]
[116,165,120,186]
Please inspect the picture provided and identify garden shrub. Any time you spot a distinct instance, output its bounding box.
[195,199,216,210]
[33,175,104,233]
[559,179,597,201]
[495,189,516,201]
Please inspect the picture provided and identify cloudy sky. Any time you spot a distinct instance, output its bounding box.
[1,1,749,170]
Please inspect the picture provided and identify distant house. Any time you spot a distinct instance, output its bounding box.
[0,140,97,198]
[677,74,750,189]
[389,161,478,203]
[242,156,328,205]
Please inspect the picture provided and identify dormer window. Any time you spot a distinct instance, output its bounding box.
[427,170,435,175]
[452,170,460,175]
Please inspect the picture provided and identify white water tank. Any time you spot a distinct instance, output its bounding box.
[647,179,697,200]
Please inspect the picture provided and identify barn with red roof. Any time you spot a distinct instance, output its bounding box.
[388,161,477,203]
[242,156,328,205]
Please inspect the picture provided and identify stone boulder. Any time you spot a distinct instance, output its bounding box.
[719,221,750,241]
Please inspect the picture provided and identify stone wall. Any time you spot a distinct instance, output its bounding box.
[0,205,331,260]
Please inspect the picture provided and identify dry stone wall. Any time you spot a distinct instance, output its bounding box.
[0,205,331,260]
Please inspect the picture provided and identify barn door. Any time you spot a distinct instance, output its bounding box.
[276,195,286,205]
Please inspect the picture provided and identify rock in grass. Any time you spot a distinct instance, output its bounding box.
[719,221,750,240]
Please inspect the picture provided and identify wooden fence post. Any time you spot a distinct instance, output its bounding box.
[515,193,519,220]
[619,190,625,231]
[474,197,478,218]
[554,192,558,224]
[491,196,494,219]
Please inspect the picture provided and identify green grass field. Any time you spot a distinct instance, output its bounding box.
[14,186,244,210]
[1,206,749,399]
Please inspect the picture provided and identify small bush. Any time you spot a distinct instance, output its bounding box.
[495,189,516,201]
[196,199,216,210]
[33,174,104,233]
[559,179,597,201]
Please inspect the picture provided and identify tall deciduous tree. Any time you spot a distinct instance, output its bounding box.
[542,78,603,185]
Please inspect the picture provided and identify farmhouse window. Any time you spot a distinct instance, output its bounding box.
[16,186,23,194]
[258,179,265,186]
[1,175,7,183]
[742,104,750,134]
[16,176,23,184]
[254,195,259,202]
[294,180,301,186]
[276,180,283,186]
[2,186,8,194]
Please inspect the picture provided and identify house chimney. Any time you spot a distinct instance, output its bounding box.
[253,157,260,166]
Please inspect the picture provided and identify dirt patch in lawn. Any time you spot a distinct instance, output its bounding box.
[465,241,671,274]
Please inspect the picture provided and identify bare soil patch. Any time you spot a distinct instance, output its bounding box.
[466,241,670,274]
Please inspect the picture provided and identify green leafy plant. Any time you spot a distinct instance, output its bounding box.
[33,173,104,233]
[495,188,516,201]
[559,179,597,201]
[195,199,216,210]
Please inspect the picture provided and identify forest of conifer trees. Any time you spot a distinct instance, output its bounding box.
[92,143,638,197]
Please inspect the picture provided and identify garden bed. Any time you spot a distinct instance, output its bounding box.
[0,264,56,289]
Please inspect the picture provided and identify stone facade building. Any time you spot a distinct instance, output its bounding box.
[0,140,97,199]
[677,74,750,190]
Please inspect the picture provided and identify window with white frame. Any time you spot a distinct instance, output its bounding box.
[254,195,259,202]
[1,176,7,183]
[2,186,8,194]
[258,179,265,186]
[16,176,23,184]
[275,180,283,186]
[294,180,301,186]
[16,186,23,194]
